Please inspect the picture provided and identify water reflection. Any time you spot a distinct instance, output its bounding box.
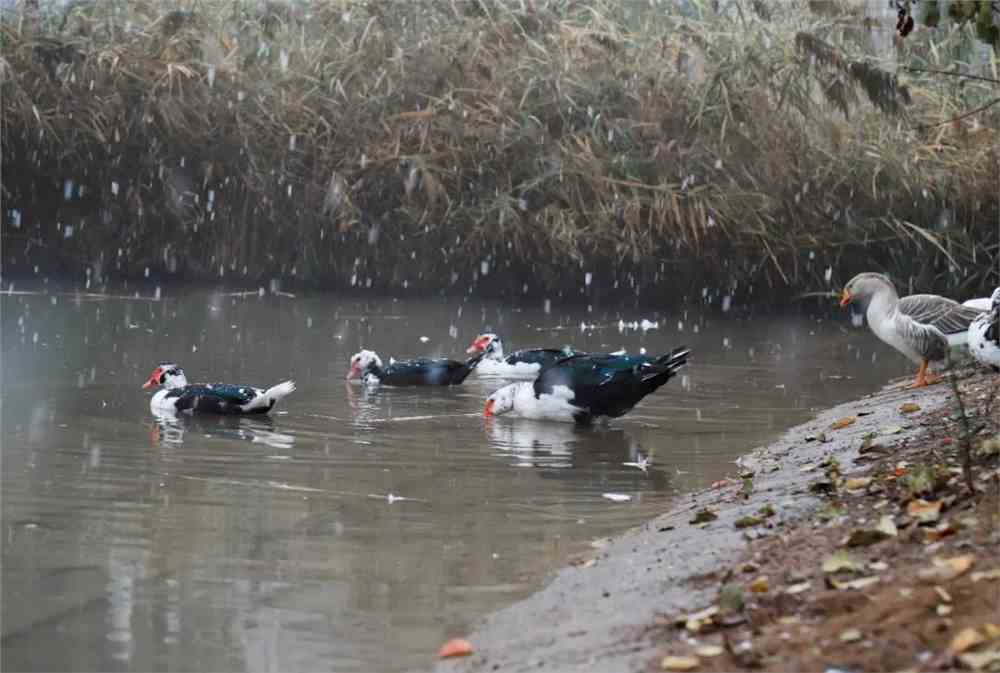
[150,412,295,450]
[1,285,915,673]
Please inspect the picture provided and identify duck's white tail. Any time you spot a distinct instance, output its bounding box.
[265,380,297,404]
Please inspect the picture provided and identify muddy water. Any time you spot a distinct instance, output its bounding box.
[1,285,910,672]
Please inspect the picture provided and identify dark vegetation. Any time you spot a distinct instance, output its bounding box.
[1,0,998,303]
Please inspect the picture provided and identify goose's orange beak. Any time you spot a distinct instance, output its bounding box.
[839,288,851,308]
[484,399,495,417]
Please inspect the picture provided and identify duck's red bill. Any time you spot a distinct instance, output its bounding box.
[484,399,495,417]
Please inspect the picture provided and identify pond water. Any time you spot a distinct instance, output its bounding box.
[1,284,911,672]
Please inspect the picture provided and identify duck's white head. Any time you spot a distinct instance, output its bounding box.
[347,350,382,380]
[991,287,1000,312]
[143,362,188,390]
[467,333,504,360]
[484,383,518,417]
[840,272,897,311]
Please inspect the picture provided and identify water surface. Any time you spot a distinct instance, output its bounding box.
[1,285,910,672]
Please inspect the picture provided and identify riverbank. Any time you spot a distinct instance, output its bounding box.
[436,368,1000,673]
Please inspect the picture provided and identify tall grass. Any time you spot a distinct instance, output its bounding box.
[2,0,998,302]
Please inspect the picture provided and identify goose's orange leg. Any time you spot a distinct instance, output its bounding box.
[910,360,941,388]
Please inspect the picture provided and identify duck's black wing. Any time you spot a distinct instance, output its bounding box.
[165,383,260,414]
[505,347,583,368]
[533,348,689,418]
[382,357,477,386]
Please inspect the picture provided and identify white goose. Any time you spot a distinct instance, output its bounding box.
[968,288,1000,372]
[840,273,986,387]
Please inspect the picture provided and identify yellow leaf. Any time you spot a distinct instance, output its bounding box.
[907,499,942,524]
[959,650,1000,671]
[695,645,724,658]
[919,555,975,583]
[899,402,921,414]
[950,627,985,655]
[830,417,857,430]
[844,477,873,491]
[661,655,700,671]
[971,568,1000,583]
[749,576,769,593]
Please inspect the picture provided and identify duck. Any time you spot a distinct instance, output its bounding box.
[465,333,581,378]
[839,272,986,387]
[346,349,484,386]
[142,362,296,415]
[484,347,689,424]
[968,287,1000,372]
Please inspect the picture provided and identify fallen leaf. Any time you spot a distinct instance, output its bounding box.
[958,650,1000,671]
[830,417,857,430]
[695,645,724,658]
[877,514,899,536]
[735,515,763,529]
[829,575,880,591]
[689,509,718,525]
[823,550,859,574]
[922,522,958,543]
[438,638,473,659]
[918,555,975,583]
[937,604,953,617]
[749,576,769,593]
[882,425,904,435]
[972,569,1000,582]
[935,586,952,603]
[758,504,776,518]
[844,477,873,491]
[899,402,921,414]
[907,499,943,524]
[785,581,811,594]
[840,628,863,643]
[809,480,838,495]
[844,516,897,547]
[661,655,700,671]
[950,627,986,655]
[602,493,632,502]
[678,605,719,632]
[868,560,889,571]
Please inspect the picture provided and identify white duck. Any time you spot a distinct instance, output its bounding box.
[968,288,1000,372]
[839,273,986,387]
[143,362,296,415]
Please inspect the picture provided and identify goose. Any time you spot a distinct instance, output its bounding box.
[839,273,985,387]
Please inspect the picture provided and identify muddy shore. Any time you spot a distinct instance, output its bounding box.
[436,376,975,673]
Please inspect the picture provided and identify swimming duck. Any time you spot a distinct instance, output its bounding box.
[839,273,985,387]
[484,347,689,424]
[968,288,1000,372]
[142,363,296,415]
[465,333,580,378]
[346,349,484,386]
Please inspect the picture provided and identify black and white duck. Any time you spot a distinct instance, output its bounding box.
[143,363,296,415]
[466,333,581,379]
[346,349,484,386]
[839,273,985,387]
[483,347,689,424]
[968,288,1000,372]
